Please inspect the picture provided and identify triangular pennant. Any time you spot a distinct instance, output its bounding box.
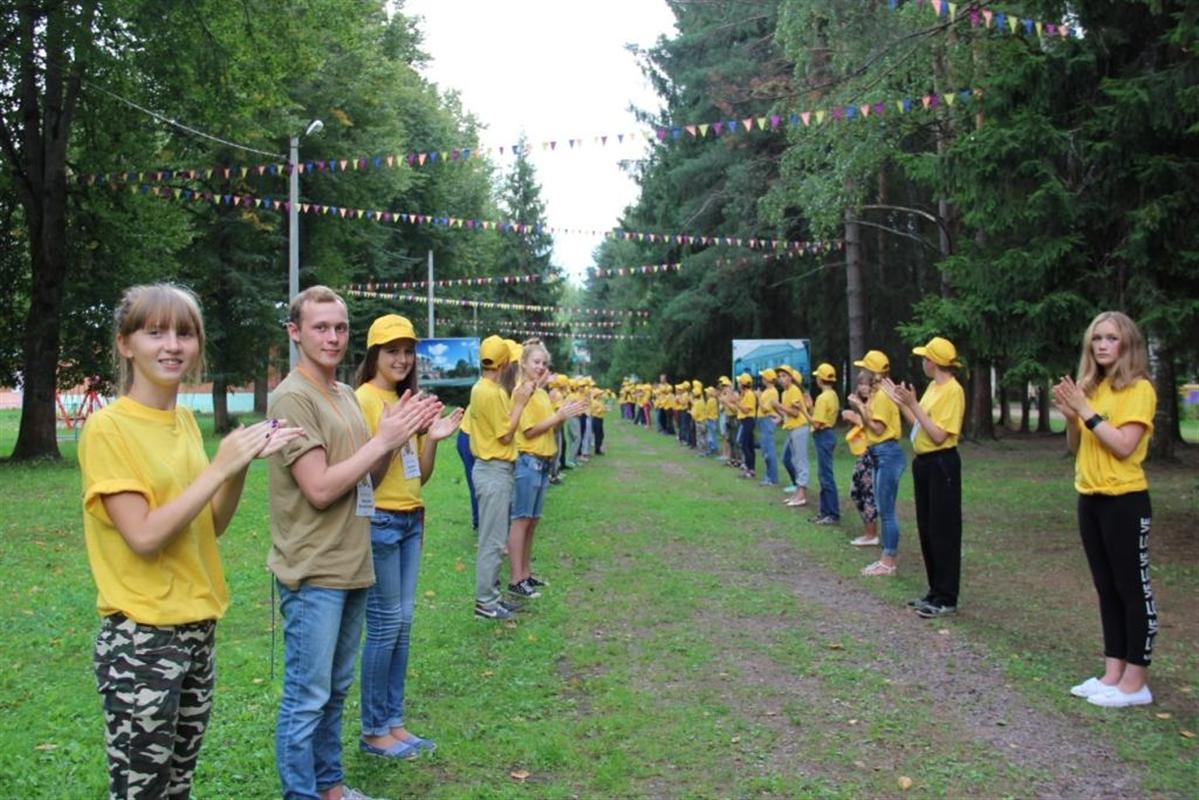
[741,117,753,131]
[801,111,812,126]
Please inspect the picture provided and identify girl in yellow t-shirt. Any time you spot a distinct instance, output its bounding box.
[884,338,965,618]
[80,284,302,798]
[809,363,842,524]
[1053,311,1158,708]
[735,373,759,478]
[508,341,586,598]
[842,371,878,549]
[846,351,905,576]
[354,314,463,757]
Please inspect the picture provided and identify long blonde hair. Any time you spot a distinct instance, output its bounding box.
[519,337,550,382]
[1076,311,1150,395]
[114,284,206,393]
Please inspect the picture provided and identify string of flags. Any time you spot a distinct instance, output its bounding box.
[497,328,649,342]
[344,287,651,318]
[431,317,649,330]
[73,88,982,188]
[89,178,837,253]
[888,1,1083,41]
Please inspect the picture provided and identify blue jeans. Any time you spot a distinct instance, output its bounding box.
[870,440,907,557]
[360,510,423,737]
[276,582,368,799]
[456,431,478,530]
[813,428,840,520]
[758,417,779,484]
[738,418,756,471]
[706,420,718,454]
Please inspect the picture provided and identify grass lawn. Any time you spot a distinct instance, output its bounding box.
[0,409,1195,798]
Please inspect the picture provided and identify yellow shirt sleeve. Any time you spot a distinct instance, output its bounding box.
[516,388,558,458]
[737,389,757,419]
[1074,378,1156,495]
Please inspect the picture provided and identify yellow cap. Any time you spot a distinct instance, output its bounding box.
[367,314,418,348]
[718,376,732,386]
[813,362,837,382]
[504,339,522,364]
[737,372,753,386]
[691,379,701,390]
[760,368,777,382]
[480,335,510,369]
[705,386,716,395]
[913,336,962,368]
[853,350,890,373]
[779,365,803,383]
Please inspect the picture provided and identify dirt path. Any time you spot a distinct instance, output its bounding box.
[581,424,1148,798]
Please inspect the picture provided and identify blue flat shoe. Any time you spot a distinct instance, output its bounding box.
[399,734,436,753]
[359,738,419,760]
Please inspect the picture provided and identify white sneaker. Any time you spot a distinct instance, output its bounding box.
[1087,685,1153,708]
[1069,677,1114,698]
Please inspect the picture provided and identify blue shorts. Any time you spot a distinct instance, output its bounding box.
[511,452,551,520]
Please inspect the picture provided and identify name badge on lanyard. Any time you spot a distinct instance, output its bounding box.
[400,439,421,480]
[355,474,375,517]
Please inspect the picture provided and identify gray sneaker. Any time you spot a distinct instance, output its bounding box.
[474,602,514,620]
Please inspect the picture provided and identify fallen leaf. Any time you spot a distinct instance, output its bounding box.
[898,776,914,790]
[454,560,466,573]
[527,634,537,643]
[938,628,950,636]
[1155,712,1172,720]
[252,678,264,685]
[848,719,859,725]
[853,760,866,769]
[424,590,435,598]
[1181,730,1196,739]
[510,769,530,782]
[995,720,1007,727]
[1180,686,1193,695]
[827,642,844,650]
[34,743,57,751]
[730,736,741,744]
[482,670,494,678]
[765,710,777,717]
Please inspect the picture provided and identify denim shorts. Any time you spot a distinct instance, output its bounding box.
[511,452,552,520]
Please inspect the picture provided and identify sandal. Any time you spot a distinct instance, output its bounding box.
[861,560,896,577]
[785,498,808,507]
[849,536,880,547]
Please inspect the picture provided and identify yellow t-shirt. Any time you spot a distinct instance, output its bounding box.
[517,387,557,458]
[780,386,807,430]
[760,386,780,420]
[737,389,757,419]
[79,397,228,625]
[913,378,965,455]
[812,387,840,429]
[866,388,901,445]
[459,409,472,436]
[705,396,718,420]
[355,383,425,511]
[469,377,516,461]
[1075,378,1156,495]
[590,391,607,418]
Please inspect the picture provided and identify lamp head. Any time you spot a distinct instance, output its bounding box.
[304,119,324,137]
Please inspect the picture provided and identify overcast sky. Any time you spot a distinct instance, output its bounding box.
[398,0,676,283]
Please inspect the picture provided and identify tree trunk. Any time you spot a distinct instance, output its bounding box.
[6,5,90,460]
[997,381,1011,430]
[844,207,866,363]
[1037,381,1052,433]
[212,376,230,434]
[254,365,269,415]
[967,362,995,440]
[1149,342,1179,460]
[1019,385,1031,433]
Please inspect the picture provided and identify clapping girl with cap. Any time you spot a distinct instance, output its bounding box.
[847,350,905,576]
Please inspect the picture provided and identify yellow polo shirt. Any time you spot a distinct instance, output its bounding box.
[1075,378,1155,495]
[866,389,901,445]
[913,378,965,455]
[812,387,839,429]
[780,385,807,430]
[468,377,516,461]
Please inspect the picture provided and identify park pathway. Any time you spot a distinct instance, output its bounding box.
[548,419,1150,799]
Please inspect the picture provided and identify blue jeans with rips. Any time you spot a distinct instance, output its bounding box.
[360,510,423,737]
[276,582,368,799]
[869,439,907,557]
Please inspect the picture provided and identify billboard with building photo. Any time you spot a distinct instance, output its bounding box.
[416,337,480,387]
[731,339,811,385]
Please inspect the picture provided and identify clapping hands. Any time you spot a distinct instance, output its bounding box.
[213,418,306,479]
[427,407,465,442]
[1051,376,1088,421]
[880,377,917,409]
[377,390,444,450]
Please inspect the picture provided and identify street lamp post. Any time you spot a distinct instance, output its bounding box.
[288,119,324,371]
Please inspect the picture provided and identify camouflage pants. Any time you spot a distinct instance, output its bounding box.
[94,614,216,800]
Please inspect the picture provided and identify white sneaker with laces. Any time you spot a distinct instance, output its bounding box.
[1087,685,1153,708]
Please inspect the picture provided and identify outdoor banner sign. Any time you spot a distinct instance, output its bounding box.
[416,337,480,387]
[732,339,811,385]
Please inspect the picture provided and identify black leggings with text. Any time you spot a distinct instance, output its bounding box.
[1077,491,1156,667]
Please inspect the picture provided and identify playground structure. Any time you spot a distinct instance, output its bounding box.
[56,377,106,438]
